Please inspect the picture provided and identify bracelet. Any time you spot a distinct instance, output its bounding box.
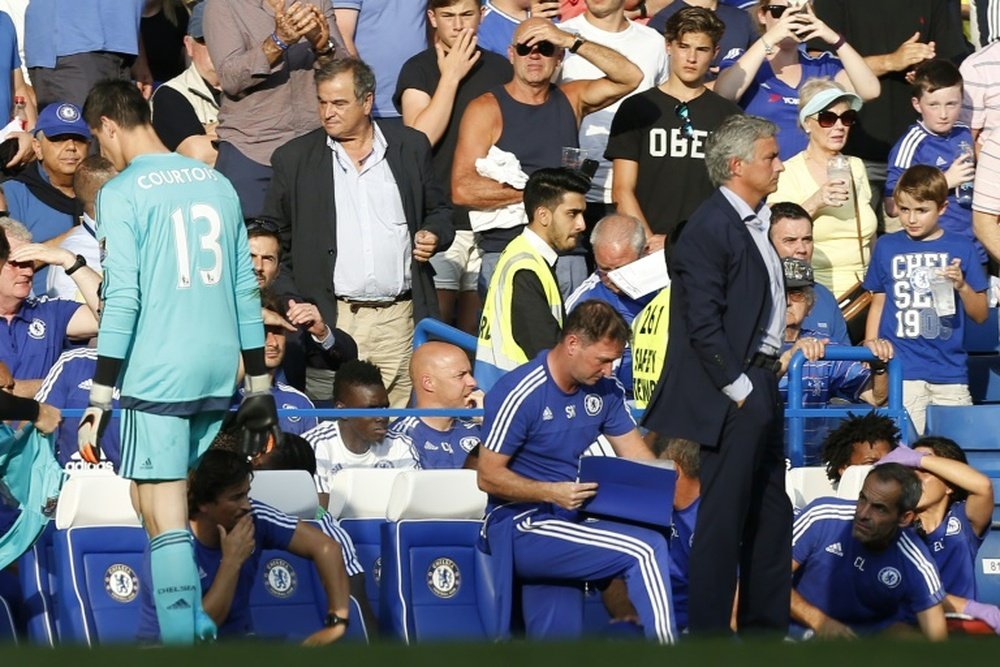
[270,31,290,51]
[831,33,846,51]
[65,254,87,276]
[760,36,774,56]
[314,39,336,57]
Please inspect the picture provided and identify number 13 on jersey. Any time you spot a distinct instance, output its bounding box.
[170,204,224,288]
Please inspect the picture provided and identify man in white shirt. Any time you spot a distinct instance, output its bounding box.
[558,0,668,220]
[46,155,116,300]
[303,359,417,506]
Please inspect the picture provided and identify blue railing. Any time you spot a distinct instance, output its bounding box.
[413,317,477,353]
[785,347,911,467]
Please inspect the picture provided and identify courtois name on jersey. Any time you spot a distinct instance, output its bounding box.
[96,153,263,413]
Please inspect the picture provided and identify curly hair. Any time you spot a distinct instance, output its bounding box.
[821,412,900,483]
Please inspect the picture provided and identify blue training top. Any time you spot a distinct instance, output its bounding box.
[793,498,944,633]
[481,350,635,514]
[137,500,297,641]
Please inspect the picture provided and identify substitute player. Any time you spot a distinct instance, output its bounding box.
[477,299,675,643]
[78,81,279,645]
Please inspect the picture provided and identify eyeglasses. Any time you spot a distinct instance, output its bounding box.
[786,289,810,302]
[675,102,695,139]
[246,217,280,234]
[514,40,557,57]
[815,109,858,128]
[763,4,792,18]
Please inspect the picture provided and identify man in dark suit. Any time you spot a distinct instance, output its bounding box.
[642,114,790,635]
[263,57,454,407]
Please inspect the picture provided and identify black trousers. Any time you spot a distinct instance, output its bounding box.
[687,365,792,635]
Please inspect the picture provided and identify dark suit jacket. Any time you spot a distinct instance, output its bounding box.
[262,122,454,328]
[642,188,775,447]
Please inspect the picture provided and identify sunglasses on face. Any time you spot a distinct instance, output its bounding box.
[675,102,695,139]
[815,109,858,128]
[763,4,793,18]
[514,40,557,57]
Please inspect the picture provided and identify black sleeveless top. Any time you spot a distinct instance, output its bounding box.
[480,84,579,252]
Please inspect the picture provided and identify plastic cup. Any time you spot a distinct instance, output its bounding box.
[826,155,855,210]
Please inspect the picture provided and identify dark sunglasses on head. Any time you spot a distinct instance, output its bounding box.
[675,102,695,139]
[763,4,793,19]
[245,217,280,234]
[815,108,858,128]
[514,40,557,57]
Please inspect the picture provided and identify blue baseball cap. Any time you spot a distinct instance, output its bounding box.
[34,102,91,140]
[188,2,205,40]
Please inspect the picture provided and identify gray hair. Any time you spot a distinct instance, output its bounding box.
[315,56,377,102]
[704,114,778,187]
[0,217,31,243]
[590,214,645,257]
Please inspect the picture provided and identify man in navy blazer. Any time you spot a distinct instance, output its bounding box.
[262,57,454,407]
[642,114,791,635]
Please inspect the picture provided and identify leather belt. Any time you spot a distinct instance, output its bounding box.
[338,290,412,313]
[749,351,781,374]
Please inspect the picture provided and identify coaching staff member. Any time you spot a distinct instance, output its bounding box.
[642,114,791,635]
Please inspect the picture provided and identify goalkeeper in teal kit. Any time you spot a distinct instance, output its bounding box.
[77,81,279,645]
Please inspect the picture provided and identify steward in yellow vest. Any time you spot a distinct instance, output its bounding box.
[474,168,590,390]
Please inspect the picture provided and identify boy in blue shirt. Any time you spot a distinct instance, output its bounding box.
[864,165,989,434]
[885,60,982,264]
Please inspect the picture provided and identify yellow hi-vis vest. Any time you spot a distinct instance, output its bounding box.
[631,286,670,409]
[476,234,563,384]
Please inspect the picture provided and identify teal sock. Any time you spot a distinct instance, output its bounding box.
[149,530,199,645]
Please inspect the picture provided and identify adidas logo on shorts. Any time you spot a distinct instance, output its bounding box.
[140,458,153,470]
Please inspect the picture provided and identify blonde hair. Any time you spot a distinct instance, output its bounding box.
[0,217,32,244]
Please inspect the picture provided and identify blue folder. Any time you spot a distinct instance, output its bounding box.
[577,457,676,529]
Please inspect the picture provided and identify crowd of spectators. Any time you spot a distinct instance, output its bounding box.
[0,0,999,646]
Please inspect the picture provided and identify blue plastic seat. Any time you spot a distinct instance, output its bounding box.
[53,525,147,645]
[17,523,58,645]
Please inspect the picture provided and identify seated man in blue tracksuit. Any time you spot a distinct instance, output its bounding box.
[136,449,351,643]
[477,300,675,643]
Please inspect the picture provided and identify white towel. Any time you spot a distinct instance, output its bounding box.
[468,146,530,232]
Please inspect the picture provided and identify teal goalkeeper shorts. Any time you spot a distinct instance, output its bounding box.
[118,409,225,481]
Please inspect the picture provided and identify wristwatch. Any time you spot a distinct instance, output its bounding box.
[568,35,586,54]
[315,39,336,57]
[65,254,87,276]
[324,612,349,629]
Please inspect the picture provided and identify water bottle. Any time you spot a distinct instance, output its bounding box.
[956,140,974,209]
[12,95,26,131]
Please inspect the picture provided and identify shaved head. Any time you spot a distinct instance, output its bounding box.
[410,342,477,409]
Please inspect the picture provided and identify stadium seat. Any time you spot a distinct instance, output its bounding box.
[964,309,1000,354]
[786,466,837,510]
[17,523,58,646]
[925,405,1000,476]
[329,469,403,621]
[250,470,318,519]
[379,470,498,643]
[976,529,1000,607]
[247,547,369,643]
[836,464,873,503]
[0,593,16,644]
[992,479,1000,527]
[966,356,1000,405]
[51,471,146,645]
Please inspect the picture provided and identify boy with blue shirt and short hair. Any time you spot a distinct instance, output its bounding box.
[863,165,989,434]
[77,80,281,645]
[885,60,983,264]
